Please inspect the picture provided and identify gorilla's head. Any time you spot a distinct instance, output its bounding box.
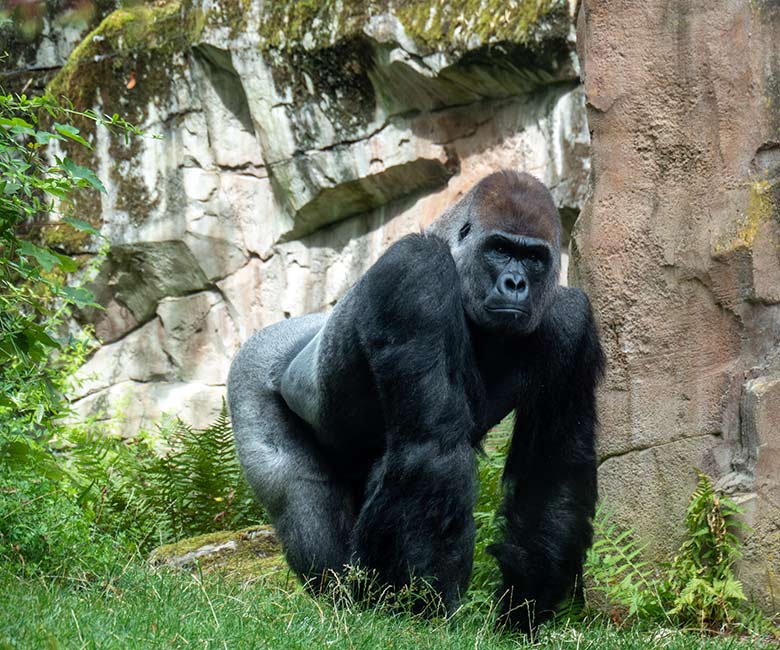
[426,171,562,336]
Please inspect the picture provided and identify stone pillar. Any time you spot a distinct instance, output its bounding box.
[574,1,780,610]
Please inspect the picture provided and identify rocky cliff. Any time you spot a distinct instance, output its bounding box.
[22,0,588,430]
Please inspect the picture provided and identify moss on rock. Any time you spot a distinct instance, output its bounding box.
[47,0,198,121]
[713,179,777,256]
[395,0,564,51]
[149,525,287,583]
[258,0,564,52]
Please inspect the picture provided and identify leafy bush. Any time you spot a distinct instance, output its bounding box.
[0,89,143,575]
[0,90,137,465]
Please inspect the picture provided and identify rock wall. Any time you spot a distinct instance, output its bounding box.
[575,0,780,611]
[33,1,590,431]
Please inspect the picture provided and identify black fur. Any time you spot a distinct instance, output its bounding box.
[227,171,604,631]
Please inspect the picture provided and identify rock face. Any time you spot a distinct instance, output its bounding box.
[575,0,780,611]
[35,1,590,433]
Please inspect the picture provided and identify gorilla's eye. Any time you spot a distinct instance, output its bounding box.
[458,222,471,241]
[524,249,548,271]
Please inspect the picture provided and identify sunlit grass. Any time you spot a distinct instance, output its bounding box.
[0,561,775,650]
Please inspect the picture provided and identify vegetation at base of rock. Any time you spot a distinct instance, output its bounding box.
[462,418,778,636]
[62,404,264,551]
[2,404,265,577]
[585,471,776,636]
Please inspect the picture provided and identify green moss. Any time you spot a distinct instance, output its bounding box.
[38,221,92,253]
[714,180,776,254]
[195,0,251,38]
[396,0,563,51]
[269,37,377,141]
[149,526,287,583]
[45,0,197,227]
[257,0,564,52]
[47,0,198,118]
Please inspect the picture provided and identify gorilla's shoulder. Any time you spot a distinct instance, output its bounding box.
[541,287,600,361]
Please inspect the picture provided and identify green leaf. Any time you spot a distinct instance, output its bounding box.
[53,251,78,273]
[0,116,35,136]
[60,285,97,308]
[35,130,63,145]
[3,439,33,460]
[54,122,92,149]
[19,241,60,272]
[61,157,106,193]
[63,216,101,236]
[24,323,60,349]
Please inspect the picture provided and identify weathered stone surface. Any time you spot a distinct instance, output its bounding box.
[598,435,723,559]
[157,291,241,384]
[575,0,780,609]
[732,375,780,613]
[72,381,225,435]
[74,318,174,398]
[0,2,110,91]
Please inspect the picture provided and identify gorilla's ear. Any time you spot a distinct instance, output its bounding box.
[424,193,472,245]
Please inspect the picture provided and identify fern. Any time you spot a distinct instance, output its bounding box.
[664,470,747,631]
[584,470,769,634]
[148,404,262,539]
[584,505,665,622]
[63,402,264,549]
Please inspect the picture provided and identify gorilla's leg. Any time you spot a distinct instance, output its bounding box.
[227,315,355,587]
[337,234,484,609]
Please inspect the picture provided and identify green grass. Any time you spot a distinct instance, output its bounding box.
[0,562,774,650]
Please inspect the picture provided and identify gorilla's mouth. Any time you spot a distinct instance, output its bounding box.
[486,306,529,316]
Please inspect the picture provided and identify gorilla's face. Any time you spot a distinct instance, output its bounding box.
[427,171,562,337]
[455,229,558,336]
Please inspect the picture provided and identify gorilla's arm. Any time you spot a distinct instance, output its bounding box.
[490,288,604,632]
[347,234,484,608]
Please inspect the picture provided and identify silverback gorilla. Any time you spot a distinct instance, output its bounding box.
[227,170,604,632]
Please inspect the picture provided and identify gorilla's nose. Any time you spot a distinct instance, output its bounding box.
[499,273,529,301]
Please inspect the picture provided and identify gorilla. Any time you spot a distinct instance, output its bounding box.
[227,170,604,631]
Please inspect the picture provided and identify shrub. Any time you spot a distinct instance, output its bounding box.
[0,90,137,466]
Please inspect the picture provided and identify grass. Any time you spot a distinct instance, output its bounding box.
[0,562,775,650]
